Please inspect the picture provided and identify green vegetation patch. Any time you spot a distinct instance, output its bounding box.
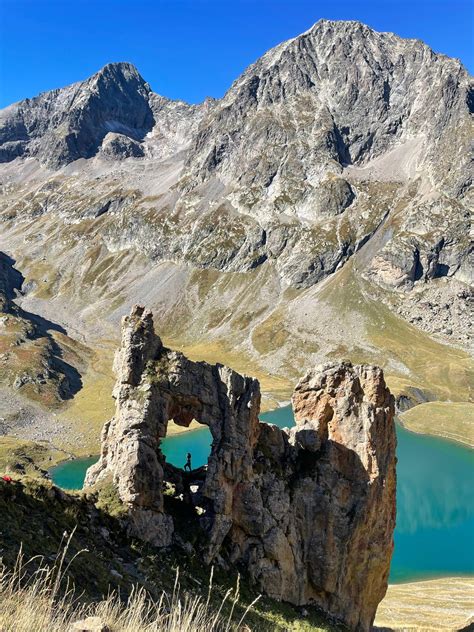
[0,436,66,476]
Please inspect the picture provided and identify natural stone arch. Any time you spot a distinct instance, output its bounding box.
[86,305,396,631]
[86,305,261,556]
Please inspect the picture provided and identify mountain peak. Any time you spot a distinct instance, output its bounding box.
[88,61,151,97]
[93,61,146,83]
[295,18,377,40]
[0,60,154,167]
[311,18,371,28]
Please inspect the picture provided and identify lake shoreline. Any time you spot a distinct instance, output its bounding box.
[396,416,474,450]
[50,407,474,588]
[376,576,474,630]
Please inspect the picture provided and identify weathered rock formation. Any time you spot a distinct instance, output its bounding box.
[86,305,396,631]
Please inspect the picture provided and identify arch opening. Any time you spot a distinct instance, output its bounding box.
[159,398,216,524]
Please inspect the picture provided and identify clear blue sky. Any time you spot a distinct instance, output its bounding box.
[0,0,472,108]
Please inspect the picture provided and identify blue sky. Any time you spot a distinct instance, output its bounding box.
[0,0,472,108]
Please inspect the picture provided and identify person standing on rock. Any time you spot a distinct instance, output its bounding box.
[184,452,192,472]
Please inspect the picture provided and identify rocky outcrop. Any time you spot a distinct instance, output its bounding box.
[85,304,261,549]
[99,132,145,160]
[70,617,109,632]
[287,363,397,627]
[0,251,22,313]
[86,305,396,631]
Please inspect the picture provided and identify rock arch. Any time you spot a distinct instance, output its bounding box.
[85,305,262,557]
[85,305,396,631]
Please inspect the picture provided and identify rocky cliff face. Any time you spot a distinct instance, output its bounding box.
[86,305,396,631]
[182,20,471,203]
[0,62,155,168]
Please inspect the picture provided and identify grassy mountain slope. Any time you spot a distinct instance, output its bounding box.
[0,475,342,631]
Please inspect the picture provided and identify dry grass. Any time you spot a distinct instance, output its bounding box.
[399,401,474,448]
[375,577,474,630]
[0,535,258,632]
[0,436,66,474]
[251,310,290,356]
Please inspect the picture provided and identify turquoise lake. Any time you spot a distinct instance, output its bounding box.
[50,406,474,584]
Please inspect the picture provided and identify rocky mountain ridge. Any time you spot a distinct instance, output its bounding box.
[2,21,471,192]
[0,19,471,444]
[182,20,472,203]
[0,21,471,297]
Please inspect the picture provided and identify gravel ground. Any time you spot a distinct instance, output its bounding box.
[0,387,69,445]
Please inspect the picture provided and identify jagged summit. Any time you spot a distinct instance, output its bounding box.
[0,59,154,167]
[84,61,151,96]
[15,61,146,107]
[296,18,389,39]
[309,18,467,67]
[93,60,144,77]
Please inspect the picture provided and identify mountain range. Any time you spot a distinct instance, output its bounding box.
[0,19,472,450]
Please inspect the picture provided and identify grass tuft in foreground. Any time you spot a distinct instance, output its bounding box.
[0,532,257,632]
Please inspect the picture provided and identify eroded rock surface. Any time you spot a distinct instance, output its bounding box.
[86,305,396,631]
[0,62,154,168]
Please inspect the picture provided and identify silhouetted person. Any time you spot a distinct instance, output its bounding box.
[184,452,192,472]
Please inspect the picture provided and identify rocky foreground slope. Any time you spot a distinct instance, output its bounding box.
[85,305,396,631]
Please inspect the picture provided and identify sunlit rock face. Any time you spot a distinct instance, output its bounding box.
[0,62,154,168]
[86,305,396,631]
[181,19,472,207]
[288,362,397,628]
